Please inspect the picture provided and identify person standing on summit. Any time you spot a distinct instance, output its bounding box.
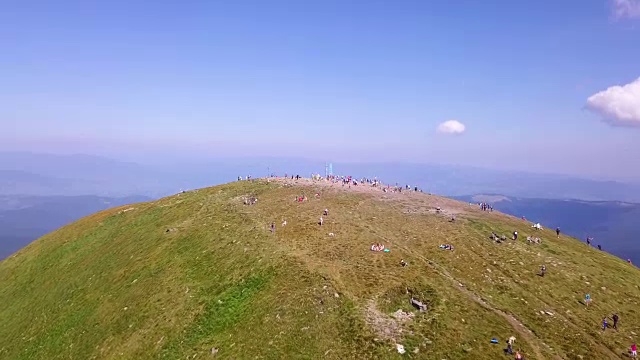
[556,227,561,238]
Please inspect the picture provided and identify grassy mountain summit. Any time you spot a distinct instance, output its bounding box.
[1,178,639,359]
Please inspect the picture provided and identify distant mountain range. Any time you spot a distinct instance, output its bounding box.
[0,194,151,260]
[452,194,640,265]
[1,152,640,202]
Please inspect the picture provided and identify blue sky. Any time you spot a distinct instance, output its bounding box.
[2,0,639,179]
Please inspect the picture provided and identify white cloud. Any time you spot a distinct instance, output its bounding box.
[436,120,466,134]
[585,77,640,127]
[611,0,640,19]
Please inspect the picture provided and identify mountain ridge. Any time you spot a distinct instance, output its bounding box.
[2,152,640,202]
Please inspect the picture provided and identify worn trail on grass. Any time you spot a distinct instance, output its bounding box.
[516,286,621,360]
[353,186,617,359]
[395,242,551,360]
[429,255,620,359]
[349,195,550,359]
[271,179,627,358]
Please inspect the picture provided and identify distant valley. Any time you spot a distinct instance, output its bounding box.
[0,195,151,259]
[452,194,640,265]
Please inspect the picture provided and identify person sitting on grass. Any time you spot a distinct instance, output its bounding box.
[506,336,516,354]
[371,243,385,252]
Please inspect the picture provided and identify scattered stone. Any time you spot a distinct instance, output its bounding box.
[123,307,128,311]
[545,311,554,316]
[334,293,340,298]
[392,309,415,322]
[601,287,606,291]
[131,279,138,284]
[210,347,219,356]
[396,344,406,354]
[519,262,524,266]
[411,298,427,311]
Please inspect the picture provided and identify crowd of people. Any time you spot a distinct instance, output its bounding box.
[479,202,494,212]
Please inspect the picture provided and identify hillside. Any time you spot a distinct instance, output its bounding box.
[1,178,639,359]
[452,195,640,265]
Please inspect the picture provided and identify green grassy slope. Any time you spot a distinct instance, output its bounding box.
[1,179,639,359]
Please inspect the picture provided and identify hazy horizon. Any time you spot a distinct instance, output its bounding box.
[3,149,640,185]
[0,146,640,184]
[3,151,640,205]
